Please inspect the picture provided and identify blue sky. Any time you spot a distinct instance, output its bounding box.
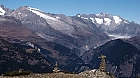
[1,0,140,23]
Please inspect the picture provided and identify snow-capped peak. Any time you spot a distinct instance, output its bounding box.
[29,7,41,11]
[90,17,95,23]
[113,16,122,24]
[95,18,103,24]
[77,14,81,17]
[104,18,111,25]
[0,7,5,15]
[77,13,130,26]
[56,16,60,19]
[28,7,57,21]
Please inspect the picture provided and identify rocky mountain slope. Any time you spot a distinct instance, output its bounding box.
[125,36,140,50]
[0,15,85,74]
[82,39,140,77]
[0,38,53,75]
[7,6,110,55]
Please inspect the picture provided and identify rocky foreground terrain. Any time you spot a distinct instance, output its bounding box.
[0,73,86,78]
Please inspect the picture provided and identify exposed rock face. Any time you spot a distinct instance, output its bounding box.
[0,15,38,41]
[82,39,140,77]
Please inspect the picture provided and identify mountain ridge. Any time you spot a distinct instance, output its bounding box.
[0,15,86,74]
[82,39,140,77]
[7,5,110,55]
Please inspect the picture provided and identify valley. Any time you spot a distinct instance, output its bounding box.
[0,4,140,77]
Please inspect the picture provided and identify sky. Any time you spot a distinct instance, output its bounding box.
[1,0,140,24]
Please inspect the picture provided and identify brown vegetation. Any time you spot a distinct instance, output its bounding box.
[0,73,86,78]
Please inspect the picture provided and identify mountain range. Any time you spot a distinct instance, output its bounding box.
[8,6,110,56]
[77,13,140,38]
[0,14,85,74]
[0,4,140,77]
[1,5,140,54]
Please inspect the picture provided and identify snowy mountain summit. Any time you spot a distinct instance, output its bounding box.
[77,13,140,38]
[0,4,13,15]
[0,6,5,15]
[77,13,129,30]
[28,7,57,21]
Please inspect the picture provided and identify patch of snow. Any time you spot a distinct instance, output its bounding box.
[104,18,112,25]
[91,69,97,72]
[18,13,21,15]
[29,7,41,11]
[28,7,57,21]
[38,48,41,52]
[81,17,88,20]
[95,13,100,16]
[0,7,5,15]
[26,42,34,48]
[95,18,103,24]
[113,16,122,24]
[56,16,60,19]
[90,17,95,23]
[124,21,128,23]
[77,14,80,17]
[108,34,131,39]
[95,13,107,16]
[85,45,89,50]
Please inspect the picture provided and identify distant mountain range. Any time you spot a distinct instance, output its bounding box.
[77,13,140,38]
[8,6,110,56]
[1,4,140,54]
[0,4,140,77]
